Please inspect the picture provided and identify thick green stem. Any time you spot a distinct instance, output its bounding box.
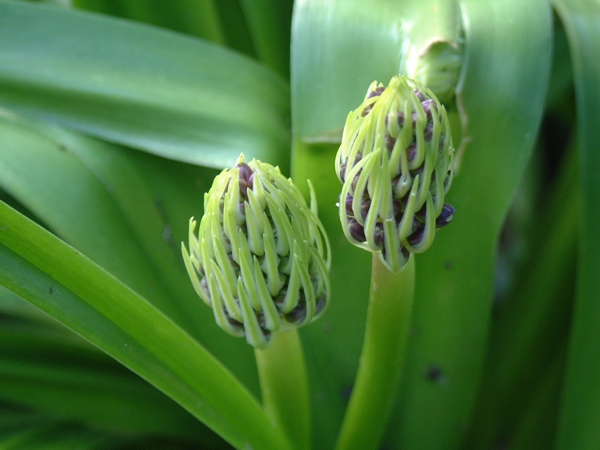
[255,329,311,450]
[335,254,415,450]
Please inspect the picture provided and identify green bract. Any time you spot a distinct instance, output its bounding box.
[182,155,331,349]
[335,75,455,273]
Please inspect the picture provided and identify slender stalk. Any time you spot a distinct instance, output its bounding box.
[335,254,415,450]
[255,329,311,450]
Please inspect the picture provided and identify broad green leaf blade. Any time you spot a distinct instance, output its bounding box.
[551,1,600,448]
[0,359,213,442]
[79,0,227,44]
[240,0,294,79]
[0,0,290,170]
[0,423,115,450]
[0,111,259,391]
[0,202,291,450]
[391,1,552,448]
[291,0,461,141]
[293,0,551,447]
[464,142,578,448]
[0,318,218,442]
[0,110,191,331]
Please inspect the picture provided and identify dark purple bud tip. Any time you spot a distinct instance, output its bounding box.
[407,228,425,246]
[436,203,455,227]
[348,218,366,242]
[368,86,385,99]
[401,246,410,260]
[345,194,354,216]
[339,160,347,182]
[386,135,396,151]
[200,277,210,297]
[424,123,434,141]
[387,111,405,127]
[238,162,254,183]
[410,163,425,176]
[274,289,287,308]
[315,295,327,315]
[225,310,243,328]
[361,105,373,117]
[350,168,363,192]
[392,199,403,217]
[360,199,371,221]
[256,311,266,328]
[421,99,435,118]
[406,143,417,163]
[415,202,427,219]
[414,89,426,102]
[374,222,385,248]
[285,298,307,324]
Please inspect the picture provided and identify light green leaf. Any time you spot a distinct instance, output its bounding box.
[392,1,552,448]
[291,0,461,141]
[241,0,293,79]
[0,0,290,170]
[551,1,600,448]
[84,0,227,44]
[0,201,291,450]
[292,0,552,447]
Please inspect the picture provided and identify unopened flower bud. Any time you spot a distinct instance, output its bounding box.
[182,154,331,348]
[409,41,463,104]
[335,75,455,272]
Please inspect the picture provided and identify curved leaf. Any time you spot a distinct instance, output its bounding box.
[0,0,290,170]
[0,111,259,392]
[0,201,291,450]
[391,1,552,448]
[551,1,600,448]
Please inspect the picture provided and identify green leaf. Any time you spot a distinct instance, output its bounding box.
[75,0,228,45]
[0,201,291,450]
[390,1,552,448]
[240,0,293,79]
[0,0,290,170]
[291,0,461,141]
[0,110,191,330]
[551,1,600,448]
[0,111,260,392]
[0,316,219,442]
[292,0,552,447]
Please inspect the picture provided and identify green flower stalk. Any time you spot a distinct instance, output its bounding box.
[335,75,455,273]
[182,154,331,349]
[335,75,456,450]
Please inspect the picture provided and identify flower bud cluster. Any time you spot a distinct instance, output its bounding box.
[335,75,455,272]
[183,155,331,348]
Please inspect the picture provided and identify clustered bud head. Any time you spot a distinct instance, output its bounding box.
[335,75,455,273]
[182,154,331,349]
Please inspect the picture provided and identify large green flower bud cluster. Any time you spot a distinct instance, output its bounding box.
[182,154,331,349]
[335,75,455,273]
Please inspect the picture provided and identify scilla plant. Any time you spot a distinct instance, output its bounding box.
[0,1,599,450]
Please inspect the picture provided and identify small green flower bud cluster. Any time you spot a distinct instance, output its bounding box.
[183,155,331,348]
[335,75,455,273]
[410,41,463,105]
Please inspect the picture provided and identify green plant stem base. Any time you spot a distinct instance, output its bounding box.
[255,329,310,450]
[335,254,415,450]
